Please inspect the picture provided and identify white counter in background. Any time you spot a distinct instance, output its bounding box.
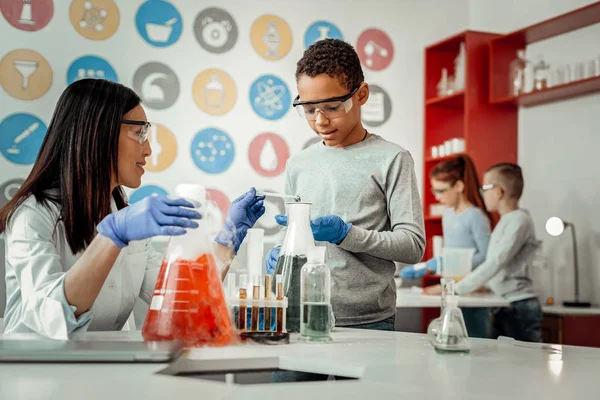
[396,287,510,308]
[1,329,599,400]
[542,306,600,316]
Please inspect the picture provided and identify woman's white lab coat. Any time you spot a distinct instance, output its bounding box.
[2,195,162,339]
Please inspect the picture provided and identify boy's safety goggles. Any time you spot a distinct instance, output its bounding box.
[292,83,362,121]
[479,183,503,196]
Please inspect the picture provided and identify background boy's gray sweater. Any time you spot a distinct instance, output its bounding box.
[456,209,540,302]
[283,134,425,326]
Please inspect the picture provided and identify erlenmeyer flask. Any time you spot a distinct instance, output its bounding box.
[272,202,315,332]
[431,294,470,353]
[142,184,237,347]
[427,278,455,341]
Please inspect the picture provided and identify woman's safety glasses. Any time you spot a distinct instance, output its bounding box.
[292,83,362,121]
[122,120,151,145]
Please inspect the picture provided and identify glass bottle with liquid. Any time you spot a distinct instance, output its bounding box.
[427,278,455,340]
[300,246,332,342]
[141,184,237,347]
[430,294,470,354]
[272,202,315,332]
[533,56,550,91]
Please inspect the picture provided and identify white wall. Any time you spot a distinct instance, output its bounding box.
[0,1,468,319]
[469,0,600,306]
[0,0,468,243]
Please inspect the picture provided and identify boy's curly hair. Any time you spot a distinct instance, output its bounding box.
[295,39,364,91]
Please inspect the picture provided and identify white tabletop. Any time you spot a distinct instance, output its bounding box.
[1,328,599,400]
[542,306,600,316]
[396,287,510,308]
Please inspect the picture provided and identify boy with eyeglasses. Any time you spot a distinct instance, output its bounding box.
[424,163,543,342]
[265,39,425,331]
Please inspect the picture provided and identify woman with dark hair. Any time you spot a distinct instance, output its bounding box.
[0,79,264,339]
[400,154,492,338]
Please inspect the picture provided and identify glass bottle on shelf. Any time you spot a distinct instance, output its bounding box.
[533,56,550,91]
[446,75,455,95]
[508,49,531,96]
[437,68,449,97]
[573,62,584,82]
[453,42,466,92]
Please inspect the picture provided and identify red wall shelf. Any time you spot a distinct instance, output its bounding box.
[425,153,465,164]
[491,76,600,107]
[424,30,518,261]
[489,1,600,105]
[425,91,465,107]
[422,30,519,334]
[420,3,600,337]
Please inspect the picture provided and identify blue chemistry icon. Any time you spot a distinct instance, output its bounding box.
[191,128,235,174]
[129,185,168,204]
[304,21,343,48]
[136,0,183,47]
[67,55,118,84]
[249,74,290,120]
[0,113,47,165]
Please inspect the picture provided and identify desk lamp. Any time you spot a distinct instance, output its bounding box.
[545,217,591,308]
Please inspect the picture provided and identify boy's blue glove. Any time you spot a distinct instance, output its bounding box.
[97,196,201,248]
[399,257,442,280]
[215,187,265,252]
[265,247,280,275]
[275,214,352,244]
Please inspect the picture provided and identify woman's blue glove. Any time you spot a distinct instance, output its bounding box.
[265,247,280,275]
[215,187,265,252]
[399,257,442,280]
[97,196,201,248]
[275,214,351,244]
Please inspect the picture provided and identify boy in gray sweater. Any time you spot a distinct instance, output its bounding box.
[425,163,542,342]
[265,39,425,331]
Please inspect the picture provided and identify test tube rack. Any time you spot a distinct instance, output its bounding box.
[229,297,288,333]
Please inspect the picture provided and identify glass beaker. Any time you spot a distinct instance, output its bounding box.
[427,278,455,340]
[272,202,315,332]
[533,56,550,91]
[573,62,585,81]
[431,294,471,354]
[300,246,332,342]
[441,248,474,281]
[586,58,598,79]
[141,184,237,347]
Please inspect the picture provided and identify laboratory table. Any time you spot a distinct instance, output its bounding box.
[396,286,510,333]
[396,287,510,308]
[1,328,599,400]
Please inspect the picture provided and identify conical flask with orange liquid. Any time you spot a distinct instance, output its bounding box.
[142,184,237,347]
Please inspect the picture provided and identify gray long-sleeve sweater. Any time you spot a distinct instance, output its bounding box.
[455,209,540,302]
[284,134,425,326]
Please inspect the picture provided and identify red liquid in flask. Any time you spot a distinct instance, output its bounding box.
[142,253,238,347]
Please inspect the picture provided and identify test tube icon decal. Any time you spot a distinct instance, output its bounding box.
[7,122,39,154]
